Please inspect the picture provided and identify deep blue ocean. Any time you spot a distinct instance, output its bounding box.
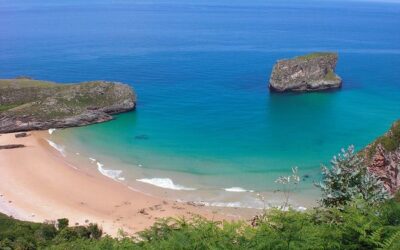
[1,0,400,207]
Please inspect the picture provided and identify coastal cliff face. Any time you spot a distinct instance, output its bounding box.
[360,120,400,194]
[0,79,136,133]
[269,52,342,92]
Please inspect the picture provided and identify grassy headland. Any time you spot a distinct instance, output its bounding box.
[0,78,136,133]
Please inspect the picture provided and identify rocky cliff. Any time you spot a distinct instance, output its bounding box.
[360,120,400,194]
[269,52,342,92]
[0,78,136,133]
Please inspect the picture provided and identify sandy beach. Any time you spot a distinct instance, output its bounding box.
[0,132,255,236]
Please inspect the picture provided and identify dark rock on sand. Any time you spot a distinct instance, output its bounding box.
[15,132,28,138]
[0,144,25,150]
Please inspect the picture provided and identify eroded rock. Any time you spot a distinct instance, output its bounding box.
[269,52,342,92]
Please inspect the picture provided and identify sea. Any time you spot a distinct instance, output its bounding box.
[1,0,400,208]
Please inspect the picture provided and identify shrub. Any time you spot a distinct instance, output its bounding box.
[56,218,69,231]
[316,145,389,207]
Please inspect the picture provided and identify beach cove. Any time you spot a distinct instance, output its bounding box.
[0,132,259,236]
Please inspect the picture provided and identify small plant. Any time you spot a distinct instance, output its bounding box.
[275,166,301,210]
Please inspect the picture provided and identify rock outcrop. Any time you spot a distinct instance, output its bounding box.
[269,52,342,92]
[360,120,400,194]
[0,78,136,133]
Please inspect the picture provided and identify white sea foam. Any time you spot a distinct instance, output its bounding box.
[96,162,123,180]
[89,158,96,163]
[48,128,56,135]
[203,201,245,208]
[200,201,307,210]
[224,187,254,193]
[46,139,66,157]
[136,178,196,191]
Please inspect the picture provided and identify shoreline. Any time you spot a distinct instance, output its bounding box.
[0,132,257,236]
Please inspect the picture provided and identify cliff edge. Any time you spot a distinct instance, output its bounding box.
[360,120,400,194]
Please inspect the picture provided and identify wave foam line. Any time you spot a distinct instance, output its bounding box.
[224,187,254,193]
[136,178,196,191]
[96,162,123,181]
[46,139,66,157]
[200,201,307,210]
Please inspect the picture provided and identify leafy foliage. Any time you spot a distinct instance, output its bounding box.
[316,145,389,207]
[1,199,400,249]
[0,214,102,249]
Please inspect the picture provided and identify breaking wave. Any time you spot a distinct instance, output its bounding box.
[136,178,196,191]
[96,162,123,180]
[224,187,254,193]
[48,128,56,135]
[46,139,66,157]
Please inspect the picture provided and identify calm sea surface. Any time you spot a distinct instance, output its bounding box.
[1,0,400,207]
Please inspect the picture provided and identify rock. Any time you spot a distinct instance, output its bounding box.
[0,144,25,150]
[134,134,149,140]
[0,78,136,133]
[269,52,342,92]
[360,120,400,194]
[15,132,28,138]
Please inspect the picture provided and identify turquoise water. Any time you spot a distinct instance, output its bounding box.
[1,0,400,205]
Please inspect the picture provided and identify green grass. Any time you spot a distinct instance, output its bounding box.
[377,121,400,151]
[0,104,20,112]
[0,78,134,120]
[296,52,337,60]
[0,79,60,89]
[324,69,338,81]
[367,120,400,158]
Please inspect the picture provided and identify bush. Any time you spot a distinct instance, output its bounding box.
[316,146,389,207]
[56,218,69,231]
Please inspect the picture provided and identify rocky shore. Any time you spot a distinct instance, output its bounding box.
[269,52,342,92]
[360,120,400,194]
[0,78,136,133]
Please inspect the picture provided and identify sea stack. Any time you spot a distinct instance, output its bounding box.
[269,52,342,92]
[0,78,136,133]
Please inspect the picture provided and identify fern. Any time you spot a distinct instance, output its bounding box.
[379,230,400,249]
